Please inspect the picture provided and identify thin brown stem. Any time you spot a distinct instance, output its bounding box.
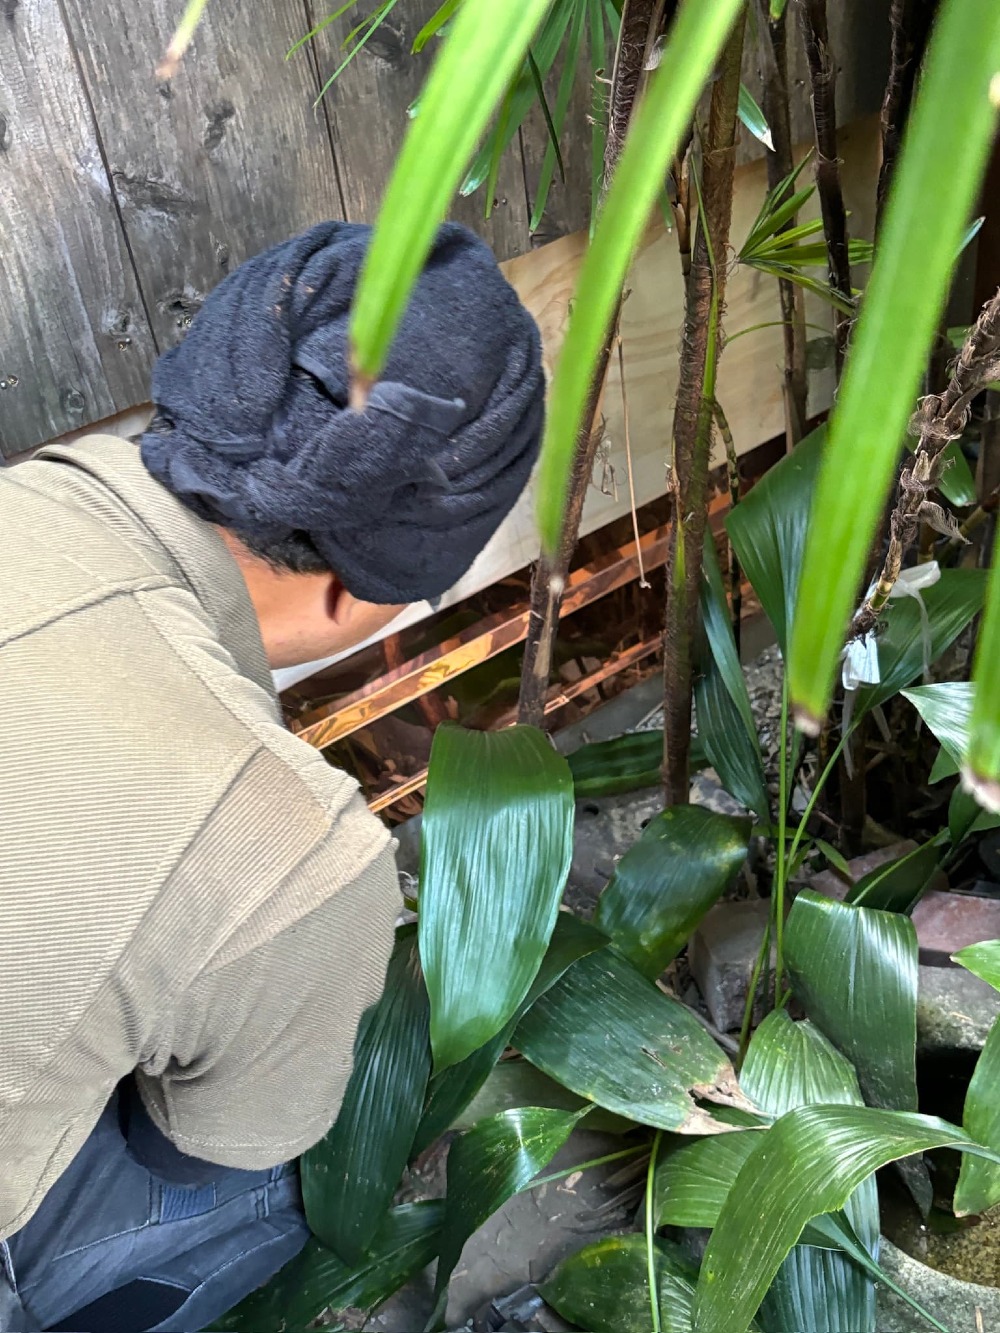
[876,0,936,233]
[756,0,807,446]
[799,0,852,371]
[518,0,669,727]
[714,398,742,653]
[661,11,747,805]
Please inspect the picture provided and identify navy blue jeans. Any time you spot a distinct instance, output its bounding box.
[0,1085,309,1332]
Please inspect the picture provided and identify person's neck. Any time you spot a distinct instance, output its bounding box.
[215,529,405,669]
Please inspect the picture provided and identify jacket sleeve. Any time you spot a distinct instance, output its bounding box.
[135,835,401,1168]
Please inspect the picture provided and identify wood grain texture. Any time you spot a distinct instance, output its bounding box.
[58,0,344,353]
[306,0,531,260]
[739,0,891,167]
[0,0,156,458]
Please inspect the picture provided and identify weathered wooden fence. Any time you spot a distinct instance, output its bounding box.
[1,0,890,459]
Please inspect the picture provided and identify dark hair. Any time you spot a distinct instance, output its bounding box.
[230,527,330,575]
[134,425,331,575]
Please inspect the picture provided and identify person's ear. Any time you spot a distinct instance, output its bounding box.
[329,584,364,628]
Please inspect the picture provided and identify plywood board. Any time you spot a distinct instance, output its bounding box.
[275,114,881,690]
[0,0,156,458]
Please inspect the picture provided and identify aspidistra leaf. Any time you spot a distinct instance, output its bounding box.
[428,1107,583,1327]
[419,724,574,1070]
[595,805,750,977]
[301,927,430,1263]
[785,891,919,1116]
[726,427,826,654]
[515,947,748,1131]
[412,912,606,1155]
[694,1105,1000,1333]
[542,1234,725,1333]
[955,1017,1000,1214]
[212,1201,444,1332]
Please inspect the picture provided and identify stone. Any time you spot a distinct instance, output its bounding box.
[808,841,918,902]
[917,963,1000,1054]
[807,845,1000,967]
[912,890,1000,966]
[876,1238,1000,1332]
[688,898,774,1032]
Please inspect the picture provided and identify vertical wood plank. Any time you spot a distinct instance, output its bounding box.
[740,0,892,167]
[519,40,595,246]
[58,0,345,351]
[0,0,156,458]
[307,0,531,261]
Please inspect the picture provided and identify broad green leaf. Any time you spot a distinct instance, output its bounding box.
[903,680,975,765]
[741,1012,877,1333]
[968,548,1000,808]
[515,947,747,1132]
[452,1056,633,1134]
[595,806,750,977]
[769,0,789,17]
[568,729,708,797]
[738,83,773,151]
[955,1018,1000,1214]
[788,0,1000,727]
[429,1107,583,1327]
[948,784,1000,844]
[852,570,987,718]
[953,939,1000,991]
[542,1234,717,1333]
[694,652,771,817]
[301,928,429,1263]
[654,1127,762,1229]
[937,441,978,507]
[930,745,960,782]
[697,537,770,816]
[212,1201,443,1332]
[693,1104,1000,1333]
[785,892,918,1114]
[653,1125,945,1331]
[349,0,552,383]
[726,427,826,653]
[536,0,745,548]
[420,724,574,1070]
[846,838,944,913]
[412,913,606,1154]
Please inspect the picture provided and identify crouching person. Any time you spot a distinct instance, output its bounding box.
[0,222,544,1332]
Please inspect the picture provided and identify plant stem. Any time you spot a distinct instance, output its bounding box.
[747,722,851,1045]
[738,917,772,1066]
[755,0,807,446]
[785,731,850,874]
[774,673,790,990]
[526,1144,647,1193]
[661,9,746,804]
[877,0,937,233]
[798,0,852,370]
[645,1130,663,1333]
[518,0,667,728]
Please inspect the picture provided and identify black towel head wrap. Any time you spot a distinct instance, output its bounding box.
[141,221,545,604]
